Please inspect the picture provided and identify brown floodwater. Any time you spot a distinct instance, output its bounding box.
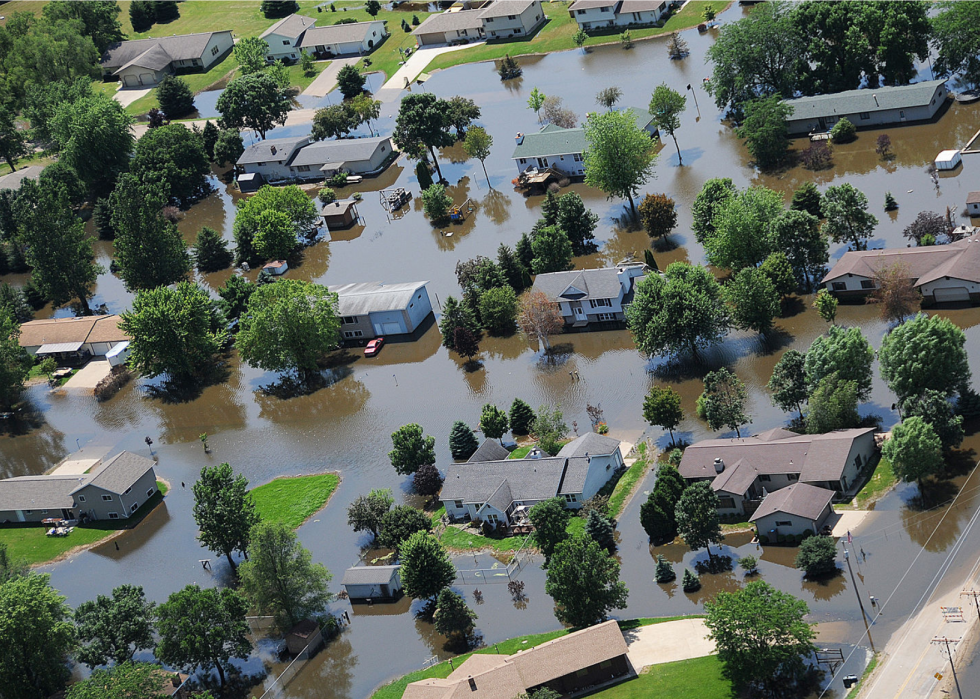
[8,3,980,697]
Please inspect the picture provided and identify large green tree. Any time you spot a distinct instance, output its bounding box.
[879,313,971,404]
[389,424,437,476]
[130,124,211,207]
[399,532,456,603]
[156,75,195,119]
[74,584,155,669]
[234,36,270,75]
[0,312,31,410]
[232,184,317,264]
[42,1,122,54]
[449,420,479,460]
[529,497,570,561]
[312,102,361,140]
[804,325,874,399]
[347,488,393,539]
[433,588,477,644]
[643,385,683,446]
[156,585,251,687]
[378,505,431,552]
[933,1,980,89]
[545,534,629,627]
[479,286,518,336]
[725,267,780,336]
[769,209,828,290]
[806,372,860,434]
[648,83,686,163]
[821,183,877,251]
[692,177,736,245]
[336,65,366,100]
[768,349,808,420]
[0,106,28,173]
[193,227,233,273]
[392,92,454,180]
[216,72,289,139]
[192,463,260,571]
[705,185,782,270]
[439,295,481,354]
[509,398,535,436]
[583,109,657,212]
[737,96,791,169]
[51,94,134,196]
[554,191,599,255]
[883,416,944,486]
[479,403,509,440]
[640,463,688,543]
[698,367,750,437]
[901,389,964,452]
[530,226,573,274]
[675,480,724,559]
[213,128,245,168]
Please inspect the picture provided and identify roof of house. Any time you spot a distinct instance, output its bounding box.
[570,0,621,9]
[261,13,317,40]
[967,192,980,205]
[749,482,835,523]
[679,428,876,493]
[619,0,666,11]
[479,0,537,18]
[341,564,401,585]
[557,432,622,458]
[513,124,587,159]
[468,439,511,463]
[782,79,947,121]
[412,9,485,36]
[288,136,390,168]
[531,267,624,302]
[18,316,130,349]
[404,621,628,699]
[329,280,428,317]
[101,31,232,70]
[298,20,383,47]
[286,618,320,640]
[76,451,156,495]
[237,136,310,166]
[321,199,358,216]
[0,165,44,192]
[115,43,175,74]
[821,234,980,286]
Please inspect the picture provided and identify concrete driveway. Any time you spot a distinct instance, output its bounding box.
[62,359,112,391]
[624,618,715,670]
[374,42,485,102]
[302,57,360,97]
[112,85,153,108]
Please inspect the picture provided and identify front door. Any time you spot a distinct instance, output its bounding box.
[573,305,586,321]
[536,157,547,168]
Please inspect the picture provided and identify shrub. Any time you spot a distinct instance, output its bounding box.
[884,192,897,211]
[498,55,522,80]
[682,568,701,592]
[875,134,893,160]
[421,183,452,222]
[94,366,133,402]
[655,555,676,583]
[830,117,856,143]
[318,188,337,204]
[795,535,838,577]
[739,555,758,574]
[327,172,348,187]
[801,141,832,170]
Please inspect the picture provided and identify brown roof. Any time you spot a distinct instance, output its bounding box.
[287,618,320,640]
[749,482,835,523]
[822,235,980,286]
[967,192,980,205]
[18,315,130,348]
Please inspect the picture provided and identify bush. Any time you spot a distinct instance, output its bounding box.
[327,172,348,187]
[739,555,758,574]
[682,568,701,592]
[884,192,897,211]
[498,54,522,80]
[801,141,832,170]
[421,183,452,222]
[94,366,133,402]
[318,188,337,204]
[795,535,838,577]
[830,117,856,143]
[655,555,676,583]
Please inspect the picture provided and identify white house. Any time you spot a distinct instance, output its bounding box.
[440,433,624,528]
[478,0,546,39]
[297,20,388,57]
[236,135,395,183]
[568,0,619,29]
[329,280,433,341]
[615,0,670,25]
[749,483,835,539]
[530,262,648,326]
[822,233,980,305]
[100,31,234,87]
[261,13,317,62]
[18,316,131,361]
[412,9,486,46]
[967,192,980,217]
[341,565,402,602]
[679,427,877,517]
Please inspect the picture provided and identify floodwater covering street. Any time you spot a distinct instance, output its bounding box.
[5,3,980,697]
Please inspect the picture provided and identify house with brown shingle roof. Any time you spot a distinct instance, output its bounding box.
[403,620,631,699]
[100,31,234,87]
[18,315,130,361]
[749,482,835,539]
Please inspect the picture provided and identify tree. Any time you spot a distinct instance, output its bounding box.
[498,243,528,292]
[262,1,299,19]
[554,192,598,255]
[234,36,269,76]
[517,290,563,351]
[529,225,572,275]
[0,573,75,698]
[655,555,676,582]
[883,416,945,487]
[193,227,233,273]
[65,662,186,699]
[129,1,154,32]
[705,581,816,696]
[414,463,444,497]
[454,326,481,362]
[434,588,476,643]
[667,31,688,59]
[510,398,535,436]
[760,252,796,297]
[463,126,493,186]
[876,134,893,160]
[480,403,509,440]
[300,49,316,77]
[74,585,155,669]
[270,60,292,91]
[449,420,479,460]
[698,368,750,437]
[821,183,877,250]
[131,123,211,207]
[121,283,224,381]
[110,175,190,291]
[497,54,522,79]
[440,295,481,352]
[640,463,687,545]
[239,521,332,632]
[528,87,546,120]
[643,385,683,445]
[421,183,452,222]
[156,75,194,119]
[626,262,728,362]
[704,185,783,271]
[791,182,823,218]
[213,129,245,168]
[870,263,920,324]
[12,179,100,314]
[532,405,568,456]
[932,1,980,89]
[541,96,577,129]
[583,109,657,213]
[702,3,717,21]
[691,179,736,246]
[739,555,758,575]
[675,480,724,558]
[649,83,686,163]
[393,92,453,180]
[813,289,838,325]
[192,463,260,570]
[217,275,255,320]
[585,509,615,550]
[805,372,859,434]
[573,29,588,51]
[903,211,952,246]
[725,267,780,337]
[445,96,480,140]
[902,389,964,452]
[336,65,366,100]
[217,73,289,139]
[51,94,134,196]
[770,209,827,290]
[365,0,382,16]
[233,184,317,264]
[252,209,296,261]
[0,312,31,410]
[399,532,456,603]
[795,536,838,578]
[389,424,436,476]
[768,349,807,420]
[0,285,32,324]
[156,585,251,687]
[479,287,517,337]
[682,568,701,592]
[736,96,790,168]
[529,497,570,561]
[638,193,677,242]
[545,535,628,627]
[805,325,874,399]
[347,489,393,539]
[153,1,179,22]
[596,86,623,111]
[0,106,28,173]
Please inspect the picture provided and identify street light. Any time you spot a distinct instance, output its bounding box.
[687,83,701,120]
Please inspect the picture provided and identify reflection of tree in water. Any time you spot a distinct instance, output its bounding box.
[650,543,687,565]
[682,567,742,606]
[92,379,146,432]
[290,238,332,283]
[439,140,470,165]
[0,414,66,478]
[803,570,846,602]
[901,480,973,553]
[256,368,369,424]
[289,634,359,699]
[148,374,248,444]
[535,343,574,371]
[480,334,526,362]
[481,188,511,226]
[459,361,488,397]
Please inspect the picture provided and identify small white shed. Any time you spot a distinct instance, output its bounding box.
[341,564,402,602]
[105,341,130,367]
[936,149,962,171]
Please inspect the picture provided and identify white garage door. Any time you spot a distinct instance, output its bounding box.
[381,322,401,335]
[934,287,970,303]
[123,74,139,87]
[139,73,155,85]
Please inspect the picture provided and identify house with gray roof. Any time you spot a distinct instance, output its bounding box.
[441,433,623,528]
[749,482,835,539]
[0,165,44,193]
[297,20,388,57]
[413,1,545,46]
[782,79,948,136]
[412,9,486,45]
[236,135,394,184]
[261,13,317,61]
[530,261,648,327]
[569,0,669,30]
[468,439,511,463]
[341,564,402,602]
[0,451,158,524]
[679,427,877,517]
[329,280,432,341]
[100,31,234,87]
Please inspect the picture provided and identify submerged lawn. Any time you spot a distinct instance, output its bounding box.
[250,473,340,529]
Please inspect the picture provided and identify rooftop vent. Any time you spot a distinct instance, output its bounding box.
[714,457,725,473]
[528,447,544,459]
[271,145,278,155]
[468,677,476,691]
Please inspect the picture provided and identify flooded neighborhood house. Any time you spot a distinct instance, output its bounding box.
[18,315,131,366]
[341,564,403,603]
[236,135,394,185]
[568,0,671,30]
[749,482,836,539]
[100,31,234,87]
[412,0,545,46]
[531,262,648,327]
[329,280,432,341]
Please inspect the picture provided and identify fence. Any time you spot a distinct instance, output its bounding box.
[454,535,533,585]
[247,616,327,699]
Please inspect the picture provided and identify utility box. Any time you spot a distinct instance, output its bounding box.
[936,149,962,171]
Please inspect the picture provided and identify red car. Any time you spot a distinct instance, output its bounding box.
[364,337,385,357]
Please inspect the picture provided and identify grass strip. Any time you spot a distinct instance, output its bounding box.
[250,473,340,529]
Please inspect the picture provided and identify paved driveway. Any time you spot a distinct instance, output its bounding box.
[302,57,361,97]
[374,42,486,102]
[112,86,153,108]
[624,618,715,670]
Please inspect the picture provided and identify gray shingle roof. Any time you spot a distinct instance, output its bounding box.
[261,13,317,40]
[782,79,947,121]
[749,482,834,523]
[116,43,174,74]
[0,165,44,192]
[101,32,232,70]
[298,21,383,48]
[512,124,586,159]
[619,0,666,11]
[341,564,400,585]
[78,451,156,495]
[557,432,621,458]
[557,456,592,495]
[288,136,390,167]
[329,281,428,317]
[413,9,485,36]
[237,136,309,166]
[531,267,624,302]
[441,457,567,504]
[479,0,536,18]
[0,476,79,512]
[484,479,513,513]
[468,439,510,463]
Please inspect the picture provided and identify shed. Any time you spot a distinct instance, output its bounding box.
[967,191,980,216]
[262,260,288,276]
[749,482,835,539]
[284,618,323,656]
[237,172,264,193]
[320,199,359,230]
[341,564,402,602]
[105,341,130,367]
[936,149,962,171]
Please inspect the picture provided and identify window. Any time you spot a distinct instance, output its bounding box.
[41,509,48,514]
[146,488,155,497]
[573,153,582,162]
[775,520,792,526]
[718,496,736,509]
[576,669,589,677]
[832,282,847,291]
[256,161,265,166]
[296,165,311,172]
[486,16,493,22]
[211,45,220,56]
[77,495,86,503]
[600,660,612,669]
[577,9,585,14]
[341,316,357,325]
[108,512,119,520]
[24,510,32,515]
[600,6,610,11]
[102,495,113,502]
[758,474,771,482]
[519,158,527,164]
[564,493,578,504]
[788,473,799,481]
[900,110,906,118]
[659,1,666,9]
[124,486,132,495]
[283,40,291,45]
[485,513,499,525]
[589,298,612,308]
[453,500,464,509]
[596,312,615,321]
[855,453,863,467]
[859,112,870,120]
[861,280,875,289]
[508,14,516,19]
[343,330,363,338]
[131,503,139,513]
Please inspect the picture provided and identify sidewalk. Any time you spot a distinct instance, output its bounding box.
[374,42,485,102]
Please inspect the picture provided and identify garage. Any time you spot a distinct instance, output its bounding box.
[374,322,402,335]
[123,74,139,87]
[139,73,155,86]
[934,286,971,303]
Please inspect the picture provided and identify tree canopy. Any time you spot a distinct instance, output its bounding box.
[643,385,683,445]
[804,325,874,399]
[130,124,211,207]
[768,349,808,419]
[933,1,980,89]
[821,183,877,250]
[879,313,971,403]
[51,93,134,196]
[704,185,782,270]
[882,416,944,485]
[529,498,570,561]
[0,312,31,410]
[232,184,317,264]
[583,109,657,212]
[724,267,780,336]
[675,480,724,558]
[74,584,155,668]
[389,424,437,475]
[192,463,260,570]
[217,72,289,139]
[392,92,455,180]
[736,96,790,168]
[698,367,750,437]
[545,535,628,627]
[648,83,686,163]
[399,532,456,602]
[805,372,860,434]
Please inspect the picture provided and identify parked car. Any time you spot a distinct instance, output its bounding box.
[364,338,385,357]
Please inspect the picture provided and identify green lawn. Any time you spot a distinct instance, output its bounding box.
[0,153,55,177]
[586,655,733,699]
[0,481,168,566]
[508,445,533,459]
[249,473,340,529]
[607,445,650,519]
[851,457,896,509]
[117,1,325,40]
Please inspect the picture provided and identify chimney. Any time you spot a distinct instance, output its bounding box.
[714,457,725,473]
[872,94,879,107]
[586,451,590,463]
[528,447,544,459]
[515,132,524,145]
[271,145,278,155]
[468,677,477,691]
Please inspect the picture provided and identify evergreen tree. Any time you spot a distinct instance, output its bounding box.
[439,295,480,352]
[655,555,676,583]
[585,509,615,550]
[129,1,154,32]
[497,243,528,292]
[156,75,194,119]
[193,227,233,273]
[433,588,477,643]
[449,420,479,460]
[509,398,535,436]
[682,568,701,592]
[202,121,220,160]
[790,182,823,218]
[555,192,599,255]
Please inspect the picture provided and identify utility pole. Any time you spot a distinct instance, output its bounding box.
[932,636,963,699]
[961,589,980,623]
[844,547,876,653]
[686,83,701,120]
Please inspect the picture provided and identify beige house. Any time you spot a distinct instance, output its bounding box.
[261,13,317,62]
[412,9,486,46]
[100,31,234,87]
[478,0,546,39]
[236,135,394,183]
[19,316,130,364]
[750,482,835,539]
[297,20,388,57]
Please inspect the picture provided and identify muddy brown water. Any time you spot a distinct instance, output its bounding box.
[9,4,980,697]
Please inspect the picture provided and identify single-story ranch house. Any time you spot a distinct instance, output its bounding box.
[403,620,631,699]
[0,165,44,193]
[341,564,402,602]
[297,20,388,57]
[749,482,835,539]
[0,451,158,523]
[531,261,648,327]
[822,232,980,305]
[413,0,545,46]
[100,31,234,87]
[678,427,877,517]
[441,433,624,528]
[329,280,432,341]
[19,315,131,364]
[236,136,394,184]
[569,0,670,30]
[781,79,948,136]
